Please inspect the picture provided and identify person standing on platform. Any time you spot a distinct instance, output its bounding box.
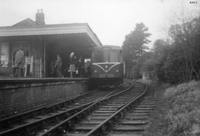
[55,54,63,77]
[69,52,76,78]
[77,58,82,77]
[14,49,25,77]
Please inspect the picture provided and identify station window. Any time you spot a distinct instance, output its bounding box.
[0,42,9,67]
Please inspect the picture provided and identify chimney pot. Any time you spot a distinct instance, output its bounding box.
[35,9,45,25]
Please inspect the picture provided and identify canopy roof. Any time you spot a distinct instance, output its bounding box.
[0,18,102,47]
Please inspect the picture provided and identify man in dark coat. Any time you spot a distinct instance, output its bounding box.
[55,54,63,77]
[14,49,25,77]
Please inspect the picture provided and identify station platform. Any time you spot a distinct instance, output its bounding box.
[0,77,88,119]
[0,77,88,88]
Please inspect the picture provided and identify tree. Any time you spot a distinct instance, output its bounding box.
[149,15,200,83]
[167,17,200,82]
[122,23,151,78]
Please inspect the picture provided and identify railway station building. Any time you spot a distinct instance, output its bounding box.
[0,10,102,78]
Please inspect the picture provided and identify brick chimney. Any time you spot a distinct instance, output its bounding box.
[35,9,45,25]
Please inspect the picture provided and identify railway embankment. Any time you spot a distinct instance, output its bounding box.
[144,81,200,136]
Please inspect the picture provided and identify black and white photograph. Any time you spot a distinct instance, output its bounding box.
[0,0,199,135]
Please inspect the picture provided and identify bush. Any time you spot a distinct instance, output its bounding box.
[145,81,200,136]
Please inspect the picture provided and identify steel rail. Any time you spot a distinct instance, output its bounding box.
[0,87,118,124]
[85,85,148,136]
[0,89,119,136]
[0,92,89,123]
[38,84,135,136]
[0,103,91,136]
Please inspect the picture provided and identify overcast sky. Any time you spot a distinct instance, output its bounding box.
[0,0,199,46]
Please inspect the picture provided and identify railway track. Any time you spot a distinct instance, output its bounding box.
[0,88,121,136]
[106,96,157,136]
[35,82,146,136]
[86,87,157,136]
[0,82,153,136]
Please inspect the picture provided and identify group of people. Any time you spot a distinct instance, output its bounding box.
[51,52,88,78]
[13,50,90,78]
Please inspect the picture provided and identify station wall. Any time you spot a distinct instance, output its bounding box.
[0,79,87,118]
